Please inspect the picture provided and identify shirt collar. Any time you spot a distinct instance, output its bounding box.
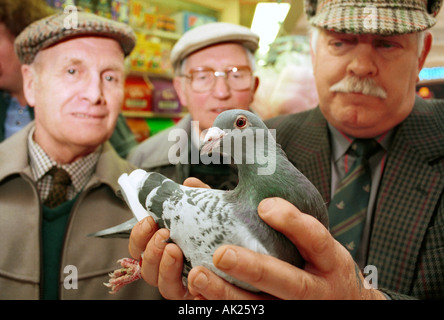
[27,125,101,193]
[328,123,395,162]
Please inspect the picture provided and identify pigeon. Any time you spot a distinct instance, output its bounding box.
[91,109,328,293]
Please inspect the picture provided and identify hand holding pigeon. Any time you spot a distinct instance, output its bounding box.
[92,110,328,293]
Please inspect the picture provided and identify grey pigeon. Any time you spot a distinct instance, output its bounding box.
[92,109,328,293]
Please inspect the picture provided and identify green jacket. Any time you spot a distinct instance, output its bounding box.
[266,97,444,299]
[0,122,161,299]
[0,91,137,158]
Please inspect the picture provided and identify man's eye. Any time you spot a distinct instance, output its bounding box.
[332,41,344,47]
[105,75,114,81]
[67,68,76,75]
[377,41,395,49]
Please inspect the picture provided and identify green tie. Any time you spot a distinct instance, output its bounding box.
[44,167,72,208]
[328,139,380,258]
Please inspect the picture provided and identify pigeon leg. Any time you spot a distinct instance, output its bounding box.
[104,258,142,294]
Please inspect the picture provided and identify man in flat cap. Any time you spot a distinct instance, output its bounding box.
[0,1,137,158]
[130,0,444,300]
[128,22,260,190]
[0,10,161,300]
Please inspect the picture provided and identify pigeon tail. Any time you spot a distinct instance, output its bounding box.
[118,170,151,222]
[88,217,137,238]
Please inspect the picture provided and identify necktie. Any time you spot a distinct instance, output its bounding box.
[328,139,380,258]
[44,167,72,208]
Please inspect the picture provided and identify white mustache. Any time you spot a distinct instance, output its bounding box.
[330,77,387,99]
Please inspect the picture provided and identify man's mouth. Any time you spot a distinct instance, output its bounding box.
[72,112,105,119]
[211,107,231,114]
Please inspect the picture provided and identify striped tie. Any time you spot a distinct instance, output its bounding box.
[44,167,71,208]
[328,139,380,258]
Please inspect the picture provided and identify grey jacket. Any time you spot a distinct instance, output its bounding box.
[128,114,193,183]
[0,122,161,299]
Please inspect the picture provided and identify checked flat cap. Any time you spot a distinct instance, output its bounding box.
[305,0,443,35]
[170,22,259,70]
[15,9,136,64]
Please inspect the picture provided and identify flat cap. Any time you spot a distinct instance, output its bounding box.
[170,22,259,70]
[305,0,443,35]
[15,9,136,64]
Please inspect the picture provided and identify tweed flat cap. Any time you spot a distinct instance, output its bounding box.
[305,0,443,35]
[170,22,259,70]
[15,10,136,64]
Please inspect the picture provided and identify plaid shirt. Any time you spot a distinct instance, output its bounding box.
[27,126,100,202]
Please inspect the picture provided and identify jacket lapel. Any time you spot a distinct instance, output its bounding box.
[368,98,444,293]
[281,108,332,203]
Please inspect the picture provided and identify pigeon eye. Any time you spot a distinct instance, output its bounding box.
[235,116,248,129]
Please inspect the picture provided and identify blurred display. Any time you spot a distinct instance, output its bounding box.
[417,80,444,99]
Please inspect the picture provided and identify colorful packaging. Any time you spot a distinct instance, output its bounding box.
[123,75,153,112]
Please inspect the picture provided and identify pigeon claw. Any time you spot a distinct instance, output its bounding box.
[104,258,142,294]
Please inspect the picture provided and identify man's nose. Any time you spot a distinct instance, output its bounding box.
[81,73,104,105]
[346,44,378,78]
[211,75,231,99]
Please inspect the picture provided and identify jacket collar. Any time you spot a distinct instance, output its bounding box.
[135,114,193,168]
[281,107,332,202]
[398,96,444,164]
[0,121,135,195]
[279,97,444,201]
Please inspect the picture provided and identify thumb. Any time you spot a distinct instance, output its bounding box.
[183,177,211,189]
[258,197,337,273]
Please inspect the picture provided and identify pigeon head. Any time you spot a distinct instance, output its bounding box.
[200,109,272,166]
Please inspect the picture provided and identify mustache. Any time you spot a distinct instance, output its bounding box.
[330,77,387,99]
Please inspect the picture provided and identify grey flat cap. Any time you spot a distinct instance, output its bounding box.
[15,10,136,64]
[170,22,259,70]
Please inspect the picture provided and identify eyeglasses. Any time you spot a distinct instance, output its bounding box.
[180,66,253,92]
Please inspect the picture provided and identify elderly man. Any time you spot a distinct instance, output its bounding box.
[0,10,161,300]
[128,22,259,190]
[129,0,444,300]
[0,1,137,158]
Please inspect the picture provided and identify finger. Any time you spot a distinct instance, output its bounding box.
[128,216,158,259]
[213,245,326,300]
[187,266,273,300]
[183,177,210,189]
[258,197,338,273]
[158,243,193,300]
[140,228,170,287]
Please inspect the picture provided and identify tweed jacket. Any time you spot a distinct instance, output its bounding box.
[265,97,444,300]
[0,122,161,299]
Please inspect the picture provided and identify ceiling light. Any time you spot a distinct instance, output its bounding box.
[251,2,291,57]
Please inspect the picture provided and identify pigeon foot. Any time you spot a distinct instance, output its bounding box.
[104,258,142,294]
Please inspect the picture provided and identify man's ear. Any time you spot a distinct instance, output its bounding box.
[21,64,36,107]
[252,76,260,94]
[417,32,433,81]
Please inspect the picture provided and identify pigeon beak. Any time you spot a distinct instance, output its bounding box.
[200,127,227,155]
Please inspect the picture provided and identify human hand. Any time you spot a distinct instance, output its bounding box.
[127,177,210,299]
[187,197,386,300]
